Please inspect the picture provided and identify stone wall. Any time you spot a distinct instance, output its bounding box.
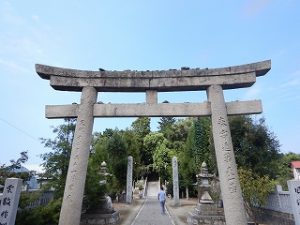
[26,190,54,209]
[253,184,295,225]
[252,208,294,225]
[261,185,292,214]
[1,189,54,209]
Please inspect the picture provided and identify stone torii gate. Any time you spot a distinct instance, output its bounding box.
[36,60,271,225]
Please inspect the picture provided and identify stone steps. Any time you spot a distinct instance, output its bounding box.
[146,181,160,197]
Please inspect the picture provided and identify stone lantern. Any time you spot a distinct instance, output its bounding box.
[99,161,111,185]
[187,162,225,225]
[196,162,214,204]
[81,161,120,225]
[100,161,107,174]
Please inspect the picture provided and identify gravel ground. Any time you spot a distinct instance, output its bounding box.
[166,198,198,225]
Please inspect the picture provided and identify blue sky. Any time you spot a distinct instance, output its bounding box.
[0,0,299,172]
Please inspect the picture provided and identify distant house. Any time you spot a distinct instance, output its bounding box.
[11,166,40,191]
[10,165,30,173]
[290,161,300,180]
[1,166,54,208]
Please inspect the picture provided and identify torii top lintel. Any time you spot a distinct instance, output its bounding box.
[35,60,271,92]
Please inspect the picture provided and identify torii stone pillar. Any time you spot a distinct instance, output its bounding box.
[207,85,246,225]
[58,86,97,225]
[172,156,180,206]
[126,156,133,204]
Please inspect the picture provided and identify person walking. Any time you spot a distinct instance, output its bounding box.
[158,186,166,214]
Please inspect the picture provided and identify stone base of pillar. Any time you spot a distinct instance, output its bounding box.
[80,210,120,225]
[187,203,225,225]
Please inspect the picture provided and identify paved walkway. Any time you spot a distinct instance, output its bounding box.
[130,197,176,225]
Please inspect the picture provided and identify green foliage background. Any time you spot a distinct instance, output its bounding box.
[12,115,299,225]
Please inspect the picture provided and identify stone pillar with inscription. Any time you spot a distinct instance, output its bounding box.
[0,178,22,225]
[59,86,97,225]
[126,156,133,204]
[288,180,300,225]
[172,156,180,206]
[207,85,247,225]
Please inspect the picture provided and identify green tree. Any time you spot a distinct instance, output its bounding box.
[230,116,281,178]
[131,117,151,138]
[84,130,113,210]
[152,139,174,182]
[8,151,29,170]
[131,117,151,165]
[158,116,176,134]
[143,132,170,179]
[193,117,215,172]
[84,158,107,211]
[16,119,76,225]
[276,152,300,189]
[40,118,76,198]
[92,129,128,192]
[238,168,276,223]
[181,118,214,173]
[16,196,62,225]
[0,151,30,185]
[163,118,193,153]
[143,132,165,165]
[179,117,215,196]
[122,129,141,178]
[107,131,128,189]
[180,119,198,187]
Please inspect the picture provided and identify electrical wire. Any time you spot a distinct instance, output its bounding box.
[0,117,39,142]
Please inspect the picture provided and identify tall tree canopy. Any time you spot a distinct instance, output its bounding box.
[0,151,30,185]
[229,116,281,178]
[276,152,300,189]
[162,118,192,153]
[180,117,215,190]
[131,117,151,166]
[29,114,295,225]
[16,119,76,225]
[131,117,151,138]
[158,116,176,133]
[143,132,165,166]
[92,129,128,191]
[40,118,76,198]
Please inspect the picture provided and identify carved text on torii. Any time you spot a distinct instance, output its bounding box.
[218,116,237,194]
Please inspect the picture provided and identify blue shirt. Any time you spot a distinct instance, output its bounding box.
[158,190,166,202]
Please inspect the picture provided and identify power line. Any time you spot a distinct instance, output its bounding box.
[0,117,39,142]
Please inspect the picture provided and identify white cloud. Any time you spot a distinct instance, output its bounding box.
[31,15,39,22]
[242,0,271,17]
[0,58,31,74]
[0,1,24,26]
[281,77,300,88]
[280,70,300,88]
[0,1,63,78]
[24,163,44,173]
[243,85,261,100]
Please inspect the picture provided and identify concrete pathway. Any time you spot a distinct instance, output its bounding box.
[130,197,175,225]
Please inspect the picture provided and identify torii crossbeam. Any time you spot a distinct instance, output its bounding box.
[36,60,271,225]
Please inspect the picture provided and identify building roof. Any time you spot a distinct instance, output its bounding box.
[291,161,300,168]
[10,166,30,173]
